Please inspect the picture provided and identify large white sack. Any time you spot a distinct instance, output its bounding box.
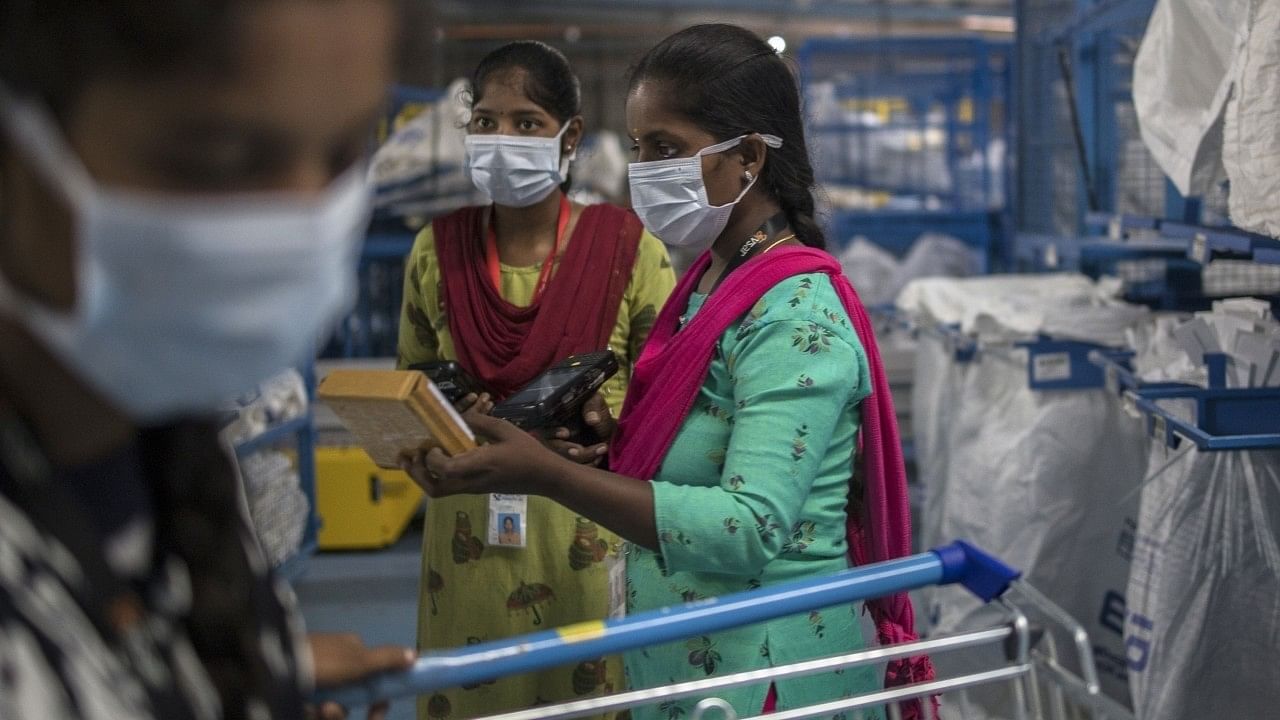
[896,274,1121,341]
[1132,0,1247,196]
[839,238,900,306]
[910,331,970,555]
[1223,0,1280,238]
[926,348,1151,706]
[885,233,981,303]
[1126,447,1280,719]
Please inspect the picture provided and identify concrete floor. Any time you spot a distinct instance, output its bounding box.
[295,518,425,720]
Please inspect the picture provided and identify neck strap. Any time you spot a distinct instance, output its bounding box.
[709,210,793,294]
[485,194,572,302]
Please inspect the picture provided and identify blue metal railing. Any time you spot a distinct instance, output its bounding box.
[315,541,1020,708]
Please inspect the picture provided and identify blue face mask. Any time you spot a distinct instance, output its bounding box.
[627,133,783,248]
[0,87,371,421]
[464,123,573,207]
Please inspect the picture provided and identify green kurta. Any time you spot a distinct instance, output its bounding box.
[397,218,675,720]
[624,273,885,720]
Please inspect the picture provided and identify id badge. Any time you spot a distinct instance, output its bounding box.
[488,494,528,548]
[606,548,627,620]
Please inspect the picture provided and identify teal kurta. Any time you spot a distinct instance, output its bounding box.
[624,273,885,720]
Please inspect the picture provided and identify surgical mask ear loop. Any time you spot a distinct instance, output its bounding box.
[559,121,578,175]
[698,133,782,209]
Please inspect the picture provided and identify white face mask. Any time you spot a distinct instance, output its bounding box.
[628,134,783,249]
[0,89,370,422]
[464,122,573,207]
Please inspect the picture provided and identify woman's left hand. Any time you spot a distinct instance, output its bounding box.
[401,410,562,498]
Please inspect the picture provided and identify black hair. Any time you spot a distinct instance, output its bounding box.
[630,24,826,249]
[0,1,239,118]
[470,40,582,194]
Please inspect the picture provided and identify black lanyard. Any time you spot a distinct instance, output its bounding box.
[708,211,792,295]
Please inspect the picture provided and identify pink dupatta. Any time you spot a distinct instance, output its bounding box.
[609,246,938,719]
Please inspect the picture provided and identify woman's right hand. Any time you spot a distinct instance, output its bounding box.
[547,394,615,465]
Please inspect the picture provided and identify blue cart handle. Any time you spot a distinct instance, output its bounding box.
[314,541,1018,708]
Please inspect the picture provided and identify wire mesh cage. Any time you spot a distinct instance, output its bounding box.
[1015,0,1079,238]
[801,38,1011,214]
[1016,0,1172,236]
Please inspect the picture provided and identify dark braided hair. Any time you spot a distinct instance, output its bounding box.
[630,24,827,249]
[469,40,582,194]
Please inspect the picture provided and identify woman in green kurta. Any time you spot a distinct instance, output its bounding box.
[620,272,882,718]
[396,42,675,720]
[404,24,929,720]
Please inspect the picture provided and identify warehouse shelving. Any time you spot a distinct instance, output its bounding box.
[800,37,1012,269]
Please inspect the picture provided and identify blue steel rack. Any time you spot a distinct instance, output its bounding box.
[1015,210,1280,312]
[1015,0,1209,245]
[896,313,1131,392]
[1088,352,1280,451]
[798,37,1012,270]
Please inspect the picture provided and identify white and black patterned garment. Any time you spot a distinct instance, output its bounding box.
[0,420,311,720]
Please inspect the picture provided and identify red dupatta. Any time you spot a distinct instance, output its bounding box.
[609,246,938,719]
[433,202,643,399]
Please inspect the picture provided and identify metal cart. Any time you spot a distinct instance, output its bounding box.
[317,541,1134,720]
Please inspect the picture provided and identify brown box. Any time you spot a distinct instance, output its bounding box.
[318,370,477,468]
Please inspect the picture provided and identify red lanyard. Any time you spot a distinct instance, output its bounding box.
[485,194,572,303]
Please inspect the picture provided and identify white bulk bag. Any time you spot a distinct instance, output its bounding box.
[1222,0,1280,238]
[927,347,1150,704]
[1132,0,1247,196]
[1126,447,1280,719]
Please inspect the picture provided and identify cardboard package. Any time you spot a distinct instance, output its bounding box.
[318,370,476,468]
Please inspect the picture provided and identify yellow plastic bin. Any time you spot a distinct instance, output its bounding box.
[315,446,424,550]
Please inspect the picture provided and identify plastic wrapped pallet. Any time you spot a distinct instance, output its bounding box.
[899,275,1152,715]
[1125,447,1280,719]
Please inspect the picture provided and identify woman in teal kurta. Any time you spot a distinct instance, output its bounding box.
[623,273,883,719]
[401,23,927,720]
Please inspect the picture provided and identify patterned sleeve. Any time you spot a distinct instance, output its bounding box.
[626,231,677,363]
[396,227,442,370]
[651,277,868,576]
